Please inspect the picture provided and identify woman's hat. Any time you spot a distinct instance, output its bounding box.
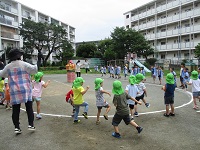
[112,80,124,95]
[4,78,8,84]
[34,72,44,82]
[191,70,198,80]
[8,48,24,61]
[129,75,136,85]
[166,73,174,84]
[73,77,85,88]
[94,78,103,90]
[135,73,145,84]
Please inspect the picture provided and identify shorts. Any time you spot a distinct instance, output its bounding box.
[164,96,174,105]
[112,113,131,126]
[128,104,134,109]
[180,76,183,82]
[97,102,109,109]
[193,91,200,98]
[32,97,42,102]
[135,93,145,105]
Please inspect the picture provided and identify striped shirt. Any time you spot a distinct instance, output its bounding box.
[0,60,37,105]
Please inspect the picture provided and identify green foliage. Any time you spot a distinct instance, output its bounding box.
[194,43,200,59]
[76,42,97,58]
[19,19,73,67]
[146,58,157,66]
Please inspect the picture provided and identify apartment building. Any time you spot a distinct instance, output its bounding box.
[124,0,200,63]
[0,0,75,63]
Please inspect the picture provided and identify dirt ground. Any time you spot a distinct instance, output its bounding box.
[0,74,200,150]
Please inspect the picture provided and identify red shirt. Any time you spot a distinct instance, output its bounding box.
[66,90,73,102]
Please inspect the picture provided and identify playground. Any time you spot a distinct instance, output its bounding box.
[0,74,199,150]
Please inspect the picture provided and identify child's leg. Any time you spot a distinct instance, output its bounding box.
[129,120,139,128]
[36,101,40,115]
[105,104,111,115]
[97,108,101,122]
[170,104,174,114]
[165,104,169,115]
[74,105,80,121]
[113,126,120,133]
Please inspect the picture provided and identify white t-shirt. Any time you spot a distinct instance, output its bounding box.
[32,81,45,97]
[76,63,81,72]
[136,82,146,97]
[189,79,200,92]
[125,84,139,105]
[84,62,89,68]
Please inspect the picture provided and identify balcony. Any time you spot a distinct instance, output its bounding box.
[0,3,18,14]
[1,31,19,40]
[22,14,36,21]
[0,17,18,27]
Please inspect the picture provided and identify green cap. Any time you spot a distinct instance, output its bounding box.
[112,80,124,95]
[94,78,103,90]
[73,77,85,88]
[135,73,145,84]
[34,72,44,82]
[166,73,174,84]
[129,75,136,85]
[191,70,198,80]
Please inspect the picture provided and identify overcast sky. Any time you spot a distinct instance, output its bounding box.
[16,0,152,42]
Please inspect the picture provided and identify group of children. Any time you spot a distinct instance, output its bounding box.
[0,77,11,109]
[151,66,164,84]
[65,72,155,138]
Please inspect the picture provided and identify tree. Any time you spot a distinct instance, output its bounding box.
[19,18,72,66]
[76,42,97,58]
[110,27,154,59]
[194,43,200,59]
[55,40,74,65]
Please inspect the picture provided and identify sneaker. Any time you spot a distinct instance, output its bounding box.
[145,103,150,108]
[193,106,198,110]
[134,112,139,117]
[73,120,81,124]
[103,114,108,120]
[28,125,36,131]
[36,114,42,119]
[163,113,169,117]
[14,128,22,134]
[169,112,175,116]
[96,120,100,125]
[131,117,134,121]
[136,126,143,134]
[82,112,88,119]
[112,132,121,138]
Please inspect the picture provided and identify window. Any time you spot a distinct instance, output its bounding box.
[126,25,129,28]
[24,11,30,18]
[161,42,166,45]
[5,3,11,11]
[161,29,166,32]
[126,15,129,19]
[185,24,190,27]
[161,54,165,59]
[185,8,191,12]
[174,54,176,57]
[185,39,190,42]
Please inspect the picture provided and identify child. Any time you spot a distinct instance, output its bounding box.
[151,66,157,83]
[2,78,11,110]
[72,77,89,123]
[125,75,139,120]
[112,80,143,138]
[94,78,111,125]
[123,64,128,79]
[187,70,200,110]
[140,67,146,76]
[0,77,4,105]
[183,68,190,90]
[0,48,37,134]
[32,72,50,119]
[65,88,75,117]
[161,73,176,117]
[134,73,150,117]
[157,66,163,85]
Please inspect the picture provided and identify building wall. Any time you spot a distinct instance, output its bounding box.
[0,0,75,63]
[124,0,200,62]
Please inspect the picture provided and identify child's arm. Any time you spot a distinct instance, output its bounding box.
[43,80,50,88]
[130,97,142,105]
[81,86,89,95]
[100,89,111,97]
[70,93,74,105]
[161,85,166,91]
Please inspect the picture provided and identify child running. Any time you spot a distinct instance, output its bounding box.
[0,77,4,105]
[187,70,200,110]
[134,73,150,117]
[3,78,11,110]
[72,77,89,123]
[125,75,139,120]
[112,80,143,138]
[94,78,111,125]
[32,72,50,119]
[162,73,176,117]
